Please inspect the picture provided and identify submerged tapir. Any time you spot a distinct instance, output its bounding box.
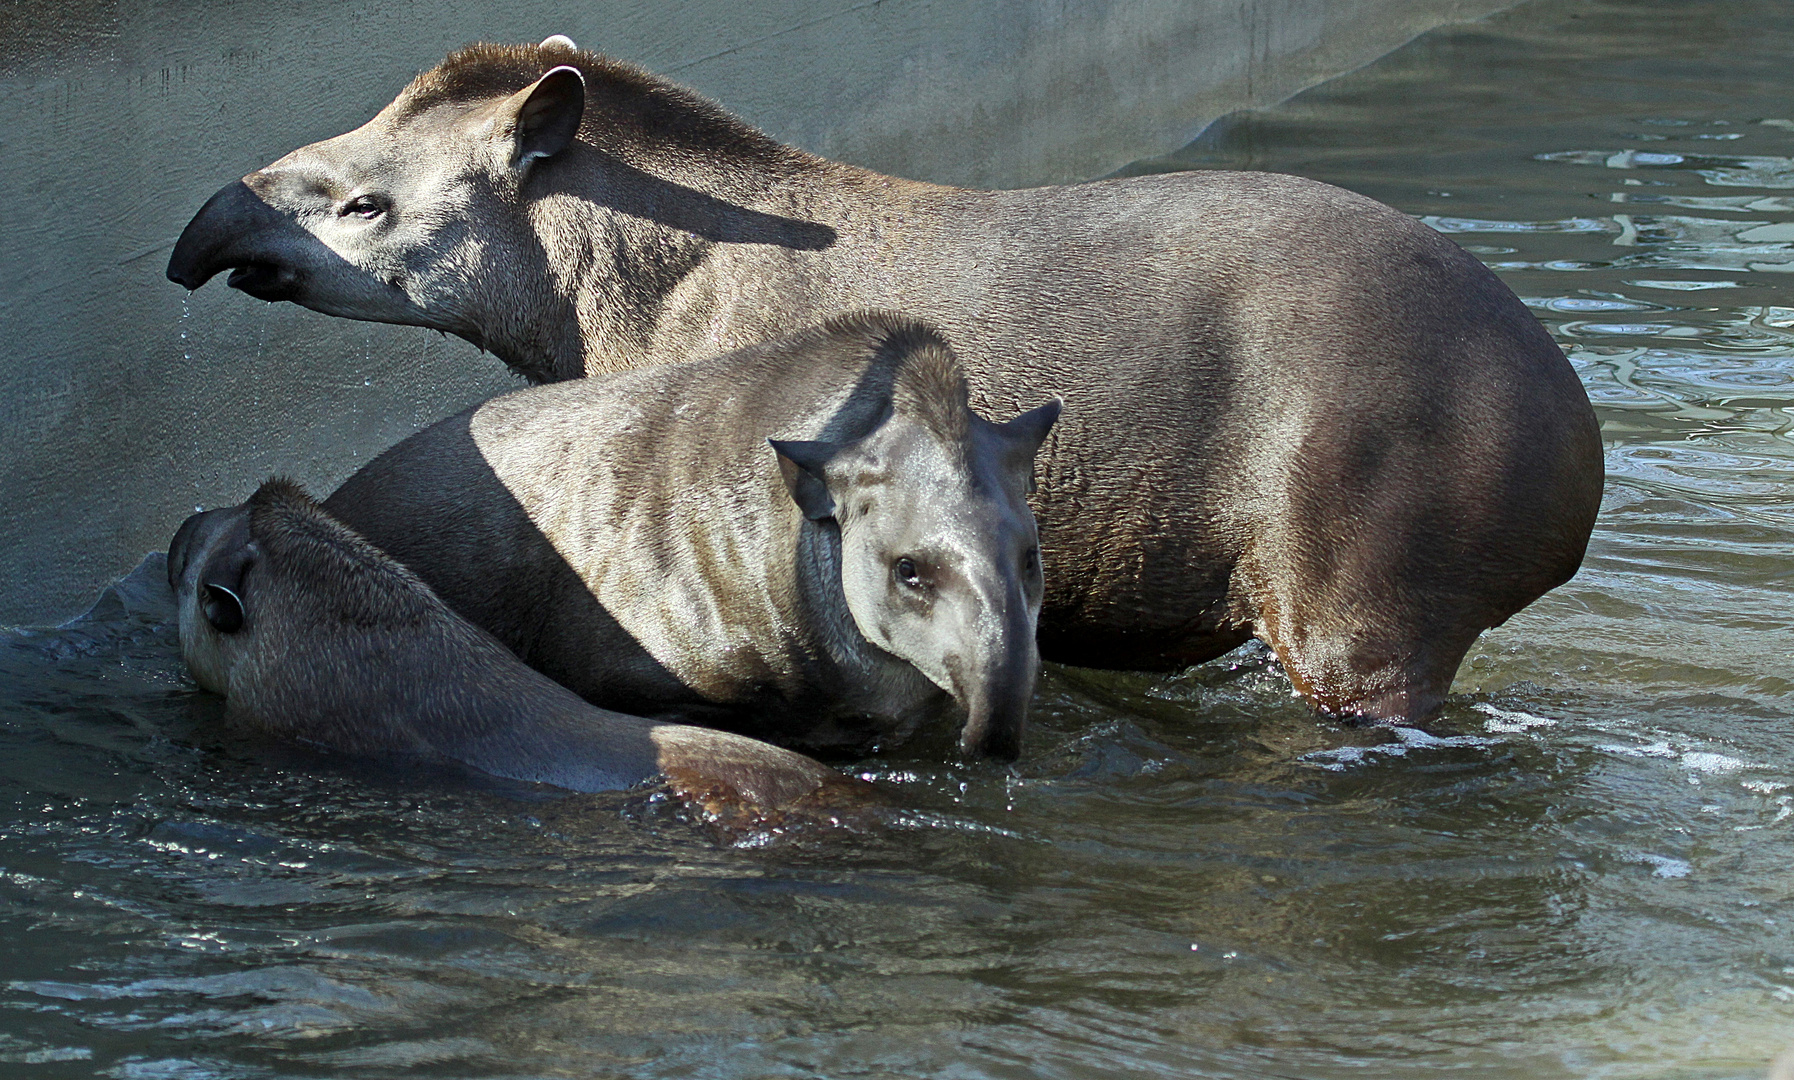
[169,478,878,820]
[167,37,1605,724]
[324,312,1059,759]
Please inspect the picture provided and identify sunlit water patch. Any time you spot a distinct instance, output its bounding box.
[7,0,1794,1076]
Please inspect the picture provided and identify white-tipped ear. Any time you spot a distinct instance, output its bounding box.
[498,65,586,171]
[539,34,577,50]
[196,538,256,633]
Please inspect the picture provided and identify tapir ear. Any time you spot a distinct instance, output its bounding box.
[201,584,245,634]
[1001,398,1062,456]
[197,542,255,634]
[769,439,841,522]
[999,399,1061,493]
[500,65,586,171]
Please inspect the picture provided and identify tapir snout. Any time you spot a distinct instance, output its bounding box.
[952,579,1041,761]
[168,179,303,296]
[169,170,441,328]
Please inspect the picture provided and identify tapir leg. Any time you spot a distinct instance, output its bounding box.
[1239,408,1600,724]
[1240,516,1526,723]
[1248,586,1488,723]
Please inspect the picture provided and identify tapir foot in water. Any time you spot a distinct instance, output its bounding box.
[1067,595,1487,725]
[1257,606,1492,725]
[651,724,888,838]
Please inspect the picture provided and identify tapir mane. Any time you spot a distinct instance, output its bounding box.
[819,311,971,447]
[246,478,441,630]
[395,41,798,168]
[887,337,971,447]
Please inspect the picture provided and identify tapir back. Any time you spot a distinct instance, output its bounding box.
[325,345,863,717]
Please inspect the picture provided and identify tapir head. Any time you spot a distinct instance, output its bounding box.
[167,38,595,377]
[771,331,1060,761]
[168,479,438,704]
[167,37,826,383]
[167,499,259,698]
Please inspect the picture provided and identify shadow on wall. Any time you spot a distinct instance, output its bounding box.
[0,0,1518,626]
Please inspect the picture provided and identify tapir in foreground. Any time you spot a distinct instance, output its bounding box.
[167,38,1605,724]
[169,478,878,823]
[324,312,1059,759]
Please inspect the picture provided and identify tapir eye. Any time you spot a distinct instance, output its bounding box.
[894,556,923,589]
[1023,547,1041,575]
[339,194,388,220]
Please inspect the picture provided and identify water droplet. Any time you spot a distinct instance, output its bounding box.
[178,293,192,362]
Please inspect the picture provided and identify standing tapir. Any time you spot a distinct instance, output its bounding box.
[323,312,1059,759]
[167,38,1605,724]
[169,477,879,821]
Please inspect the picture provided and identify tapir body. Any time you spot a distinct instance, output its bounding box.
[168,478,877,819]
[168,40,1606,723]
[325,313,1058,758]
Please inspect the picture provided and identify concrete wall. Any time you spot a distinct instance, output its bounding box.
[0,0,1513,626]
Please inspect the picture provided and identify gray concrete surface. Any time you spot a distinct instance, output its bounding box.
[0,0,1515,625]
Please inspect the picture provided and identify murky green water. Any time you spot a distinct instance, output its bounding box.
[5,0,1794,1075]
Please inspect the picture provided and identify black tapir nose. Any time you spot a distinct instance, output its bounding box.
[953,610,1039,762]
[167,180,290,290]
[964,711,1023,762]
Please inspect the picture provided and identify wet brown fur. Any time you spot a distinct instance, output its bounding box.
[884,329,971,448]
[811,311,972,446]
[245,477,439,629]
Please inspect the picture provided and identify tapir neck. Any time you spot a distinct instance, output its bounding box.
[510,149,955,382]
